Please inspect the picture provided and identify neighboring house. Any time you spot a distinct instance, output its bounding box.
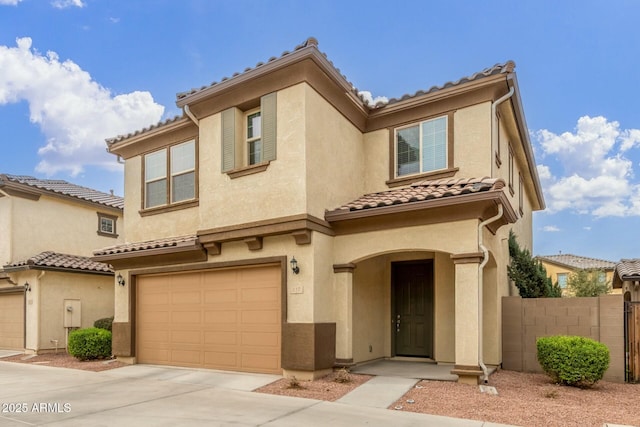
[0,174,124,352]
[93,38,544,384]
[536,253,617,295]
[613,259,640,300]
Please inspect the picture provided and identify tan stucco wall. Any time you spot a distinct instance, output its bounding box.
[362,129,389,194]
[434,251,455,363]
[0,193,122,266]
[38,272,114,351]
[6,270,113,352]
[305,85,365,217]
[453,102,492,179]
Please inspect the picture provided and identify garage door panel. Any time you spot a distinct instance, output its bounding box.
[242,353,279,371]
[204,331,237,345]
[204,351,238,367]
[171,311,201,323]
[204,289,237,303]
[171,291,202,305]
[241,331,279,347]
[0,293,24,350]
[137,265,281,374]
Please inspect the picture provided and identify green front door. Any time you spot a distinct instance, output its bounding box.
[393,261,434,357]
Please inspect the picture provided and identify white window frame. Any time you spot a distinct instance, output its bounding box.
[97,213,118,238]
[557,273,568,289]
[394,115,448,178]
[144,139,196,209]
[245,108,262,165]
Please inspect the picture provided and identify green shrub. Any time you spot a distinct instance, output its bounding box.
[536,335,609,388]
[93,316,114,332]
[68,327,112,361]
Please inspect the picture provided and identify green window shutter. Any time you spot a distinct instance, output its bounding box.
[261,92,277,162]
[221,108,235,172]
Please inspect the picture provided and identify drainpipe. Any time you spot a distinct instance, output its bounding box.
[183,105,199,127]
[492,86,515,172]
[35,271,45,353]
[478,204,504,383]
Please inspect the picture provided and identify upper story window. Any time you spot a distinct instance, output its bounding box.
[395,116,447,177]
[246,110,262,165]
[222,92,276,177]
[144,139,196,209]
[97,213,118,238]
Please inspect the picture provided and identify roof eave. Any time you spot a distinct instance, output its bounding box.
[325,190,517,224]
[506,73,545,211]
[106,116,193,156]
[175,45,362,111]
[2,265,112,276]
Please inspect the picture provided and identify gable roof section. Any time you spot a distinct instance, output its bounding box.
[536,254,617,271]
[94,235,200,257]
[0,174,124,210]
[3,251,113,275]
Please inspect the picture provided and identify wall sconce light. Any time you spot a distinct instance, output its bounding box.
[290,257,300,275]
[24,282,31,292]
[117,273,126,287]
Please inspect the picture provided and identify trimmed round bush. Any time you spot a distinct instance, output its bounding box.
[536,335,609,388]
[68,327,112,361]
[93,316,114,332]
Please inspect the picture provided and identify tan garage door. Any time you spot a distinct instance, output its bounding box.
[0,293,24,350]
[136,264,281,374]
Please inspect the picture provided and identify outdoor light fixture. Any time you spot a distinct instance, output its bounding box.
[24,282,31,292]
[117,273,126,287]
[290,257,300,274]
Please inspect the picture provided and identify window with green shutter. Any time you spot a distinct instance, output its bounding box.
[222,92,276,174]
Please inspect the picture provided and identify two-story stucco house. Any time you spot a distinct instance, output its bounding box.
[0,174,123,352]
[94,38,544,384]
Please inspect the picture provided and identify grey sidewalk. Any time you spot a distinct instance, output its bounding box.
[0,361,513,427]
[336,376,418,408]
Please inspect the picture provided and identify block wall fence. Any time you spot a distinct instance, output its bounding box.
[502,295,624,383]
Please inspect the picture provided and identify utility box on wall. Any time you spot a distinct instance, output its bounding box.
[63,299,81,328]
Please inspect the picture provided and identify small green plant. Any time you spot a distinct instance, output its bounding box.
[543,389,558,399]
[537,335,609,388]
[68,327,112,361]
[333,367,352,384]
[286,376,305,390]
[93,316,114,332]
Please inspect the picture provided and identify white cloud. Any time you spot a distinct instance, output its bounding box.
[357,90,388,108]
[0,0,23,5]
[51,0,85,9]
[535,116,640,218]
[542,225,560,232]
[0,37,164,176]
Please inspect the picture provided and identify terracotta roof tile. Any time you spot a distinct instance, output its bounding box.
[106,37,516,145]
[105,114,188,146]
[327,177,504,214]
[536,254,616,270]
[4,252,113,273]
[615,259,640,279]
[0,174,123,210]
[93,235,199,257]
[386,61,515,105]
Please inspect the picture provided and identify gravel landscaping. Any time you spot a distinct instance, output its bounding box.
[1,352,126,372]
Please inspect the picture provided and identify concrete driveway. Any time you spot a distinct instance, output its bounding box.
[0,361,512,427]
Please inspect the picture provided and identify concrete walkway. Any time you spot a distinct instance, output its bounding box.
[0,361,514,427]
[336,375,418,408]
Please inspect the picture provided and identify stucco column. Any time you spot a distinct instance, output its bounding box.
[450,252,484,385]
[333,263,355,364]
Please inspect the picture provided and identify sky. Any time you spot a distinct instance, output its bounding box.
[0,0,639,262]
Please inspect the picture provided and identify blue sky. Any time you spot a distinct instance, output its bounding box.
[1,0,639,261]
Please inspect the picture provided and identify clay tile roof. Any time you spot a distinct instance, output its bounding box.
[386,61,515,106]
[105,114,188,146]
[0,174,123,210]
[327,177,503,214]
[536,254,617,270]
[4,251,113,274]
[93,235,199,257]
[176,37,325,101]
[615,259,640,279]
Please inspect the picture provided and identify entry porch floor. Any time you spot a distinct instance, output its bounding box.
[350,359,483,382]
